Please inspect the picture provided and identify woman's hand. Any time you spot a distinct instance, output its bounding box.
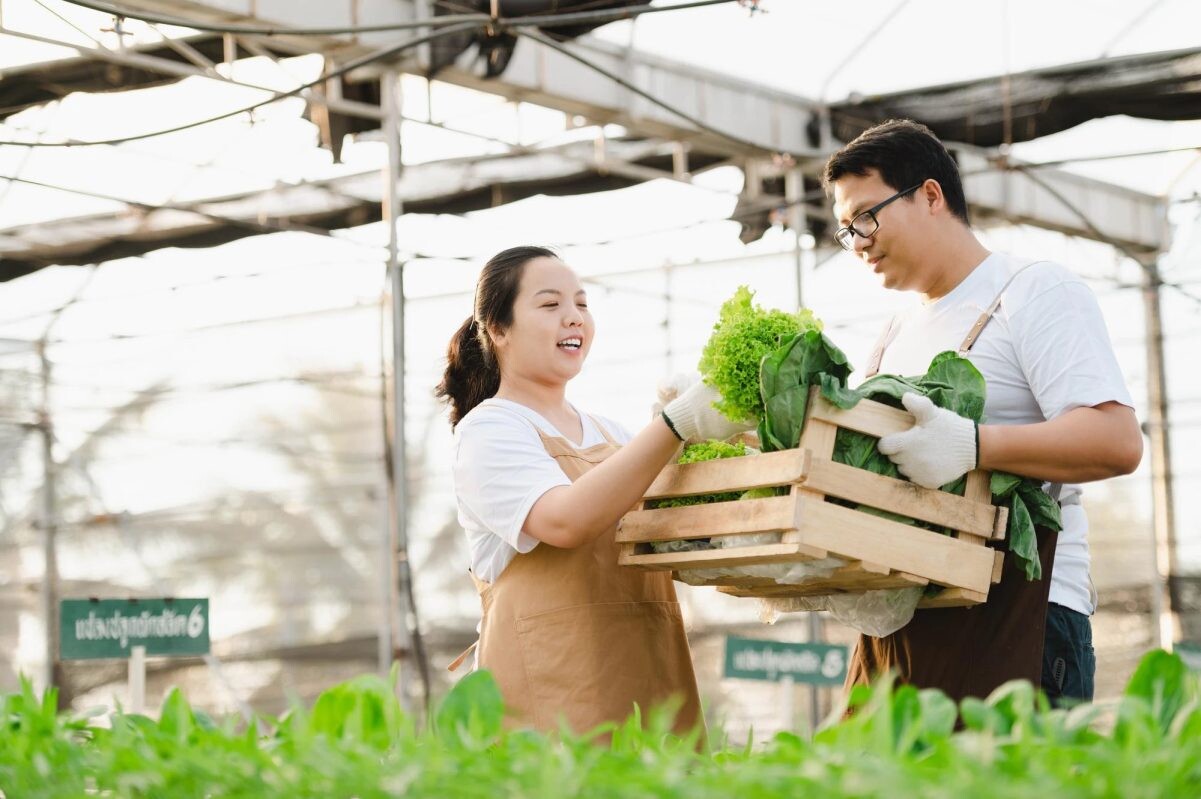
[663,379,755,443]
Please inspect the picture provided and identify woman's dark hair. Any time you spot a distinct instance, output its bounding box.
[436,245,558,427]
[822,119,971,226]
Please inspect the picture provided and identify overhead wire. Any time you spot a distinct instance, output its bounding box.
[0,172,392,255]
[6,11,1197,348]
[1007,163,1201,308]
[513,27,790,156]
[0,21,484,148]
[56,0,735,38]
[42,299,382,345]
[54,0,488,35]
[1018,143,1201,170]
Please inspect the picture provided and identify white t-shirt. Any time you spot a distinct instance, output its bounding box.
[452,398,633,583]
[871,252,1135,616]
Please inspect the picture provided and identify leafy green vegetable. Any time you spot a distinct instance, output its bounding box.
[758,331,1060,581]
[756,329,852,452]
[698,286,822,423]
[652,440,748,509]
[2,651,1199,797]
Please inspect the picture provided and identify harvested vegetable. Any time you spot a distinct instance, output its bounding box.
[758,333,1062,581]
[698,286,822,423]
[652,440,749,509]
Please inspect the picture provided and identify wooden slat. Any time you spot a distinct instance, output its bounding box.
[643,449,809,500]
[953,469,991,545]
[616,495,799,544]
[798,411,839,460]
[704,575,783,588]
[994,505,1009,539]
[964,469,990,503]
[805,457,1001,539]
[795,497,996,594]
[730,431,762,449]
[718,567,929,598]
[918,587,988,608]
[619,542,818,571]
[806,387,914,438]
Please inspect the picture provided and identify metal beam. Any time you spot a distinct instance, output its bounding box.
[0,25,382,122]
[0,138,728,277]
[956,147,1168,253]
[5,0,1173,252]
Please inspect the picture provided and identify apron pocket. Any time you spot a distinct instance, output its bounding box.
[515,600,698,734]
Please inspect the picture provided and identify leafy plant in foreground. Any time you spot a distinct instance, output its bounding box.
[0,651,1198,797]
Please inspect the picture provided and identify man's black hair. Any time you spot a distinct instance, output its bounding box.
[823,119,970,225]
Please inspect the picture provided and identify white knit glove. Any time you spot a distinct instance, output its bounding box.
[651,372,697,418]
[662,379,754,443]
[877,393,977,489]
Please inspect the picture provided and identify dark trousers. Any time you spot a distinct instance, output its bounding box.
[846,528,1059,706]
[1041,602,1095,706]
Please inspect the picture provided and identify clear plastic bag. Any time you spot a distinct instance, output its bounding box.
[674,532,848,584]
[758,586,923,638]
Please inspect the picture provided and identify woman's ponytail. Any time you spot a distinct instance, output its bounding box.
[436,315,500,427]
[436,245,557,427]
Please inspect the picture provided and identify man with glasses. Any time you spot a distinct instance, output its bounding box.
[822,119,1142,706]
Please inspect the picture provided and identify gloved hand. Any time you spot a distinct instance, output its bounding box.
[651,372,697,418]
[662,378,754,443]
[877,393,977,489]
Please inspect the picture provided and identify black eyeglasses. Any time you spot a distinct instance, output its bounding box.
[834,181,925,251]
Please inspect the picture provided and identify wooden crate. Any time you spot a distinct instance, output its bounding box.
[617,387,1009,608]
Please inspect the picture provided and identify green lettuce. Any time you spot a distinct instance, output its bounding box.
[697,285,822,423]
[651,440,748,509]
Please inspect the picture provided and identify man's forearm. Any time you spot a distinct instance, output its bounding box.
[977,402,1143,484]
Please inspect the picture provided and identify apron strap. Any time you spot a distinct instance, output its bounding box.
[866,258,1044,377]
[864,315,899,379]
[954,260,1067,508]
[447,640,478,673]
[956,260,1043,356]
[449,570,491,672]
[588,414,620,446]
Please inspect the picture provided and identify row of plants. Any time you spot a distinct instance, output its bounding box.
[1,650,1198,798]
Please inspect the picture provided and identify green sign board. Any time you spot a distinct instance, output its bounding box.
[60,598,210,660]
[724,635,848,685]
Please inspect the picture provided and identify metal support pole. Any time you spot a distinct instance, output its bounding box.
[382,69,431,716]
[785,170,804,310]
[382,69,409,695]
[1141,256,1177,648]
[663,260,674,376]
[785,168,822,728]
[37,340,58,693]
[128,645,146,714]
[414,0,432,71]
[779,675,795,732]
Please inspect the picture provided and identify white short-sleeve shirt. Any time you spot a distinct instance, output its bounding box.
[872,252,1135,615]
[452,398,633,583]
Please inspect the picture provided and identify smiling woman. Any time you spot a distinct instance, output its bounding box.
[435,245,750,740]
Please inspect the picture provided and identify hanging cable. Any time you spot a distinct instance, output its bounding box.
[57,0,489,34]
[512,27,794,156]
[1009,164,1201,308]
[1016,144,1201,170]
[57,0,735,37]
[0,22,483,148]
[0,172,394,257]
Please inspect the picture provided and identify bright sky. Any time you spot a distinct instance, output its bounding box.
[1,0,1200,686]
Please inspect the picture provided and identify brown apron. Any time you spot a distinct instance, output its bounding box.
[451,416,704,738]
[847,261,1060,703]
